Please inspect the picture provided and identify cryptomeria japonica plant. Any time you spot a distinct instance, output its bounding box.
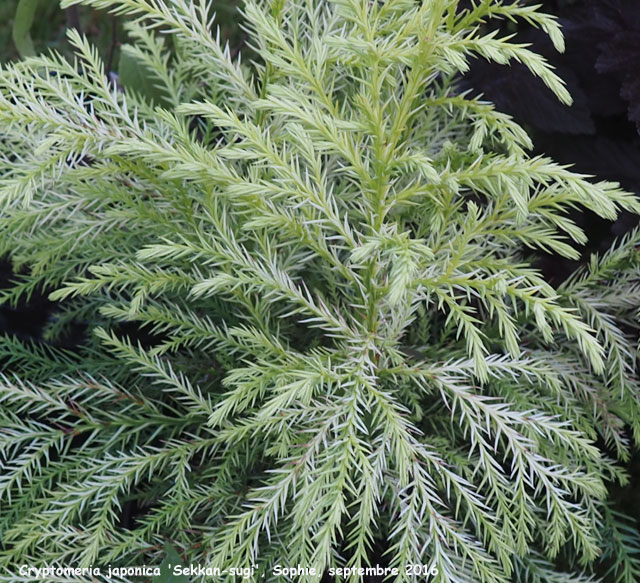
[1,0,640,581]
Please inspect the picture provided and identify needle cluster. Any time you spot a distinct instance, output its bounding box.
[1,0,640,581]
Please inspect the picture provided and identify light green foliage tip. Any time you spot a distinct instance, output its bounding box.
[1,0,640,581]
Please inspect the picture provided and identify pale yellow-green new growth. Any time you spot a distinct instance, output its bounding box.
[1,0,640,581]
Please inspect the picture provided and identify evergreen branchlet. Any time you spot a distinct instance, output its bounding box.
[1,0,640,581]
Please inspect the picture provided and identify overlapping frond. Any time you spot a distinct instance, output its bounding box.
[0,0,639,581]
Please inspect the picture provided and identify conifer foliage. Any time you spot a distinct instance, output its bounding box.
[1,0,640,581]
